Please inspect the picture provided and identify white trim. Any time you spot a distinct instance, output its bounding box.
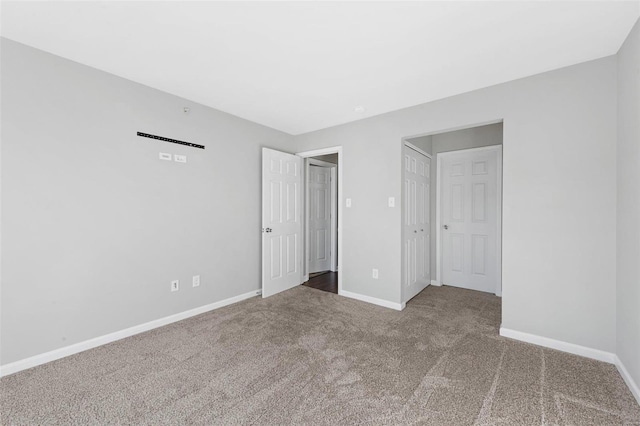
[0,290,260,377]
[435,144,502,296]
[330,167,338,272]
[304,159,311,279]
[403,141,432,159]
[340,290,405,311]
[495,147,503,297]
[499,327,616,364]
[615,356,640,405]
[296,146,343,294]
[430,279,440,286]
[436,154,443,286]
[302,274,309,283]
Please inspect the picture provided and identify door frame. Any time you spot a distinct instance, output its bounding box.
[401,142,432,304]
[296,146,343,295]
[435,144,503,296]
[305,158,338,276]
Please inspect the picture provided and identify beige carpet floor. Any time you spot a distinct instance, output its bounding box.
[1,285,639,425]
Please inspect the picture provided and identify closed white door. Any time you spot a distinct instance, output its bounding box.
[440,146,501,294]
[403,145,430,302]
[262,148,303,298]
[309,165,332,273]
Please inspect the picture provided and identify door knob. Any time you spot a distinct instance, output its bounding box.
[414,230,417,233]
[443,225,449,230]
[421,229,424,232]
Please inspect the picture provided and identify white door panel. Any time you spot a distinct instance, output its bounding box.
[262,148,303,298]
[440,147,500,294]
[403,145,431,302]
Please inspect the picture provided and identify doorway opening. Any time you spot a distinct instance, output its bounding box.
[402,121,503,304]
[297,147,342,295]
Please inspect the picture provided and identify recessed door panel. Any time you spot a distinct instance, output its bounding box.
[286,234,297,275]
[270,236,282,280]
[451,184,464,221]
[472,182,487,223]
[451,233,464,272]
[472,234,487,275]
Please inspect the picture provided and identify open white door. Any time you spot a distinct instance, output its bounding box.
[439,145,501,295]
[262,148,303,298]
[403,144,431,302]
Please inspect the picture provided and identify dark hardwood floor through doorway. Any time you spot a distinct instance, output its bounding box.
[302,271,338,294]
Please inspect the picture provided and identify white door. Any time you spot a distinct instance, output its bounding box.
[308,165,332,273]
[262,148,303,298]
[403,145,431,302]
[440,146,501,294]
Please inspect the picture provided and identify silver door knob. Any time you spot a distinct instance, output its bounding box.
[443,225,449,230]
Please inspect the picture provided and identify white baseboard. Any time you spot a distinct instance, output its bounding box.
[302,274,309,283]
[615,356,640,405]
[430,280,441,286]
[499,327,616,364]
[0,289,261,378]
[339,290,405,311]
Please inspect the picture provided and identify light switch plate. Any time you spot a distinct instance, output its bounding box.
[159,152,172,161]
[346,198,352,208]
[174,154,187,163]
[388,197,395,207]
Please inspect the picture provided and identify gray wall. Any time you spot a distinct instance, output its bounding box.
[410,123,503,282]
[0,38,294,364]
[294,57,617,353]
[616,19,640,392]
[1,35,626,367]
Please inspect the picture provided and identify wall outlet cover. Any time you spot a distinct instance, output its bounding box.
[346,198,352,208]
[192,275,200,287]
[174,154,187,163]
[159,152,172,161]
[171,280,179,292]
[388,197,395,207]
[372,269,379,279]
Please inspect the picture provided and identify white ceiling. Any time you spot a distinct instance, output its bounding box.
[2,1,638,135]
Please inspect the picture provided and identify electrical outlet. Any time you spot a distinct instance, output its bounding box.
[388,197,395,207]
[174,154,187,163]
[159,152,172,161]
[192,275,200,287]
[372,269,379,279]
[171,280,179,292]
[346,198,352,208]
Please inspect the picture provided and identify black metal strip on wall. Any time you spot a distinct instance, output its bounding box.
[137,132,205,150]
